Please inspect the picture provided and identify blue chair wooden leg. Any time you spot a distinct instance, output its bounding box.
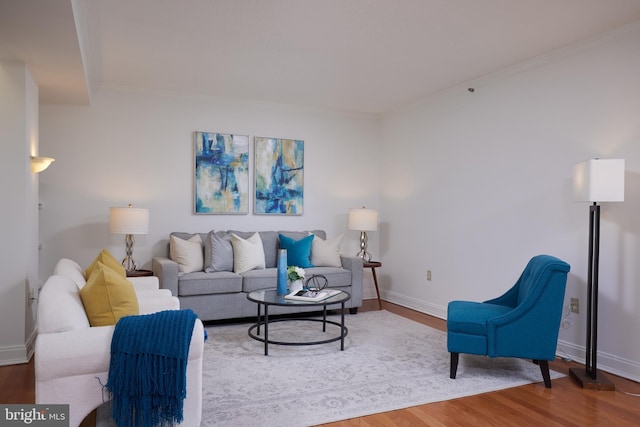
[450,352,459,379]
[537,360,552,388]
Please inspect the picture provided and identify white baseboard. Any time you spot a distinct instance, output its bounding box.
[557,339,640,383]
[0,345,30,366]
[382,290,447,320]
[0,328,36,366]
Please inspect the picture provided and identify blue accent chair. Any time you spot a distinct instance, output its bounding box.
[447,254,570,388]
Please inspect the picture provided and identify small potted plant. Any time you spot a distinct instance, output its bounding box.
[287,266,306,292]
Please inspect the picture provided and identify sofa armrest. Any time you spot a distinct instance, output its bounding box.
[136,289,173,299]
[138,295,180,314]
[36,318,203,383]
[128,276,160,292]
[36,326,114,383]
[152,257,179,296]
[341,256,363,307]
[36,319,205,427]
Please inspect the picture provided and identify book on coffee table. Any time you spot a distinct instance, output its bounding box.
[284,289,342,302]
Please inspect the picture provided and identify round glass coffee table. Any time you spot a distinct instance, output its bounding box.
[246,288,351,355]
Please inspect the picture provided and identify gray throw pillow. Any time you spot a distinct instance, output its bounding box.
[204,231,234,272]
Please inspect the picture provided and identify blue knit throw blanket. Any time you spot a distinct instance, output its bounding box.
[106,309,197,427]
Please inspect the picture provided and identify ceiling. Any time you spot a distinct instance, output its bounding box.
[2,0,640,114]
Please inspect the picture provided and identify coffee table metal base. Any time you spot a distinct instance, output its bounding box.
[248,302,348,356]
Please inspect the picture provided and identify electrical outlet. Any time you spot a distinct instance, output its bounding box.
[570,298,579,314]
[427,270,432,281]
[28,288,38,305]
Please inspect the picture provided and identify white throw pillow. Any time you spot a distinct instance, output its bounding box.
[310,233,343,267]
[231,232,265,274]
[170,234,204,273]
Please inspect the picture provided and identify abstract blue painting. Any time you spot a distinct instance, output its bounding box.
[254,137,304,215]
[195,132,249,214]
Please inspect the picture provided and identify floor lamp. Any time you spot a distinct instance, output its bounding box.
[570,158,624,391]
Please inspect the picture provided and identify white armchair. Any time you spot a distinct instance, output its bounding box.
[35,259,204,427]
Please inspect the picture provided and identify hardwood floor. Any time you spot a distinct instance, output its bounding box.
[321,300,640,427]
[2,299,639,426]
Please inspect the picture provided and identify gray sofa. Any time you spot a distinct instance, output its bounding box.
[152,230,363,321]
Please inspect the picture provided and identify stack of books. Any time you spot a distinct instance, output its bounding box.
[284,289,341,302]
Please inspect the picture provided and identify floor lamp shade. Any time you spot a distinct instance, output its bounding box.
[109,205,149,272]
[573,159,625,202]
[570,158,624,391]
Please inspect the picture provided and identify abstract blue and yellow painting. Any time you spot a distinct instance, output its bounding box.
[195,132,249,214]
[254,137,304,215]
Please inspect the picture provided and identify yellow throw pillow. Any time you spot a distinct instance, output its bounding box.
[80,261,139,326]
[85,249,126,279]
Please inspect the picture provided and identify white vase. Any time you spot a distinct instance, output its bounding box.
[289,279,304,293]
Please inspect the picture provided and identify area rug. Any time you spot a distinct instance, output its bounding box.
[200,310,563,426]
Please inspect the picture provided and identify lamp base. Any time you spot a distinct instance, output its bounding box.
[355,250,372,262]
[121,234,138,273]
[569,367,615,391]
[121,255,139,273]
[356,231,373,262]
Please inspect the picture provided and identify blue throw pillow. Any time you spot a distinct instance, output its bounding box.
[279,234,314,268]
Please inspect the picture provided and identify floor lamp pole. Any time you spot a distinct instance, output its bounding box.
[569,203,615,390]
[586,203,599,378]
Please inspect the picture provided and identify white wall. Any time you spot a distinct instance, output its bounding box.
[0,61,39,365]
[39,86,381,290]
[37,26,640,381]
[379,26,640,381]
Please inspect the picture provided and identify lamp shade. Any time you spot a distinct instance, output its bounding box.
[573,159,625,202]
[348,207,378,231]
[109,206,149,234]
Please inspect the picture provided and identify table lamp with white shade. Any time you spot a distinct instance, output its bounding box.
[109,204,149,272]
[348,206,378,262]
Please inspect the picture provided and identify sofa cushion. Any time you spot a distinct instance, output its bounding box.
[170,234,203,273]
[204,231,234,272]
[54,258,87,288]
[258,231,278,268]
[306,266,352,288]
[38,275,90,333]
[241,268,278,292]
[80,262,140,327]
[171,232,208,243]
[240,266,350,293]
[178,271,243,296]
[231,233,266,274]
[85,249,126,279]
[310,233,343,268]
[278,230,326,241]
[279,234,314,268]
